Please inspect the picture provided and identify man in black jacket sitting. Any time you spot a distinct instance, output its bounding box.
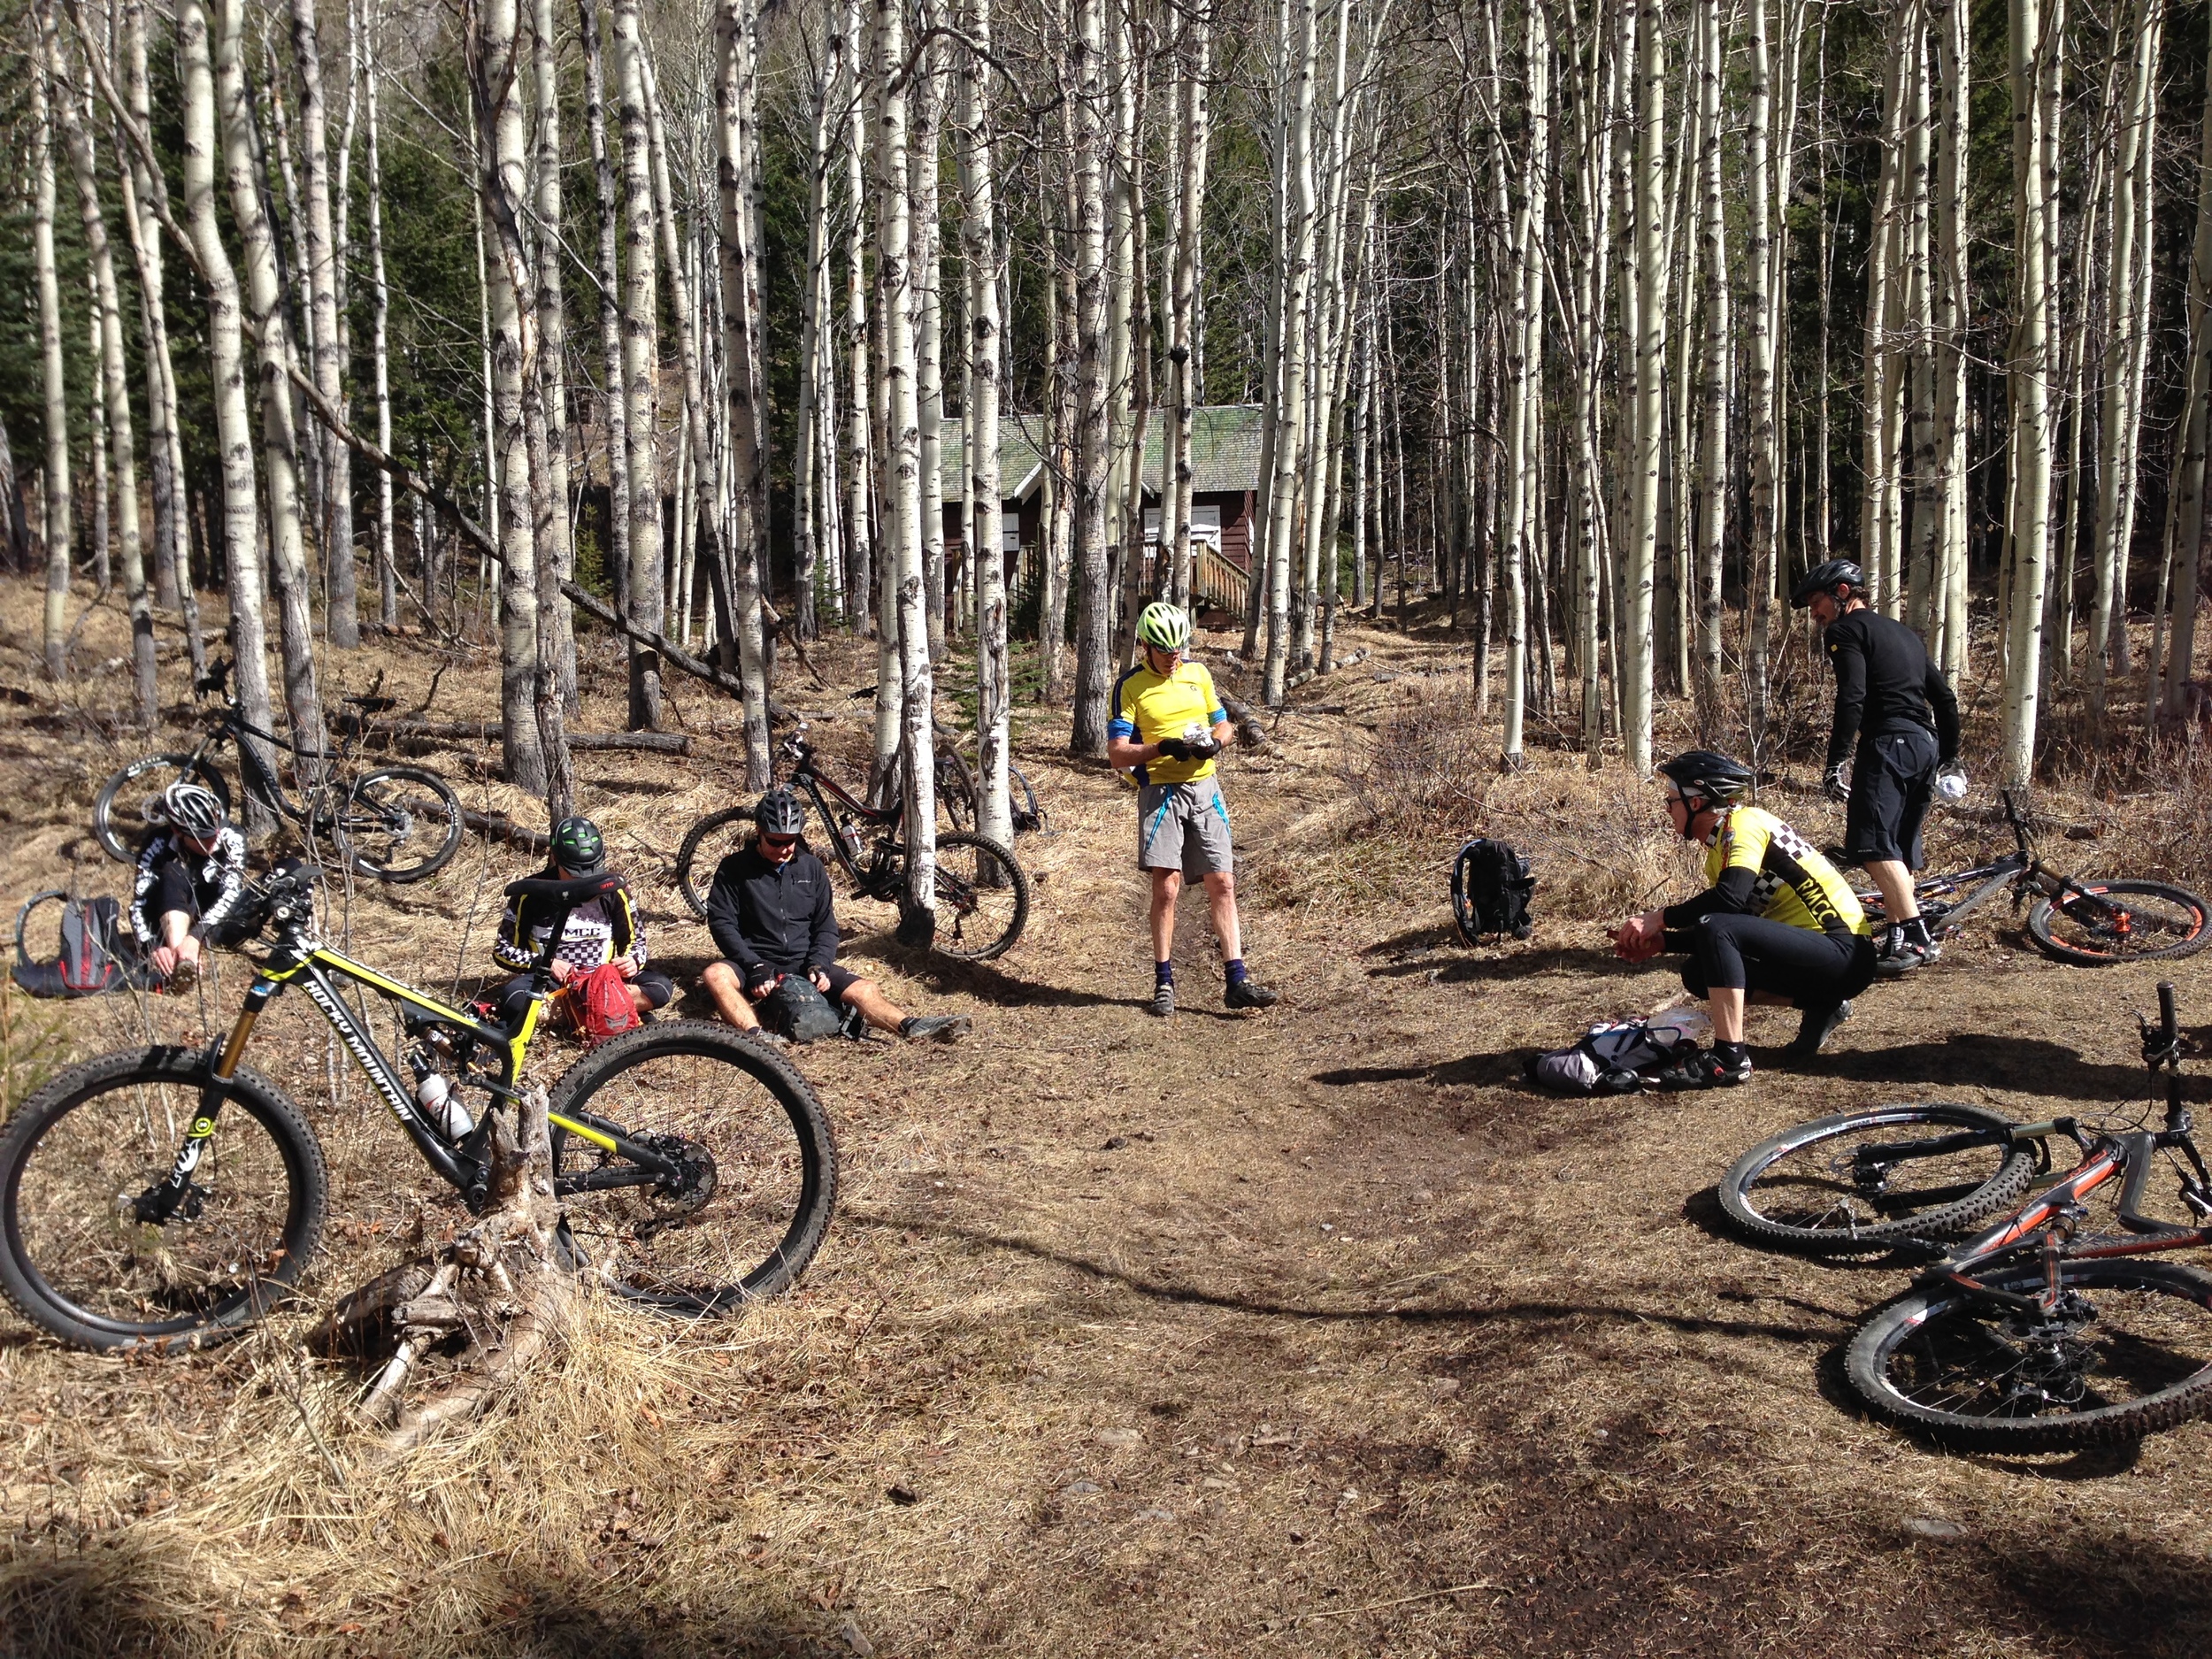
[699,787,971,1042]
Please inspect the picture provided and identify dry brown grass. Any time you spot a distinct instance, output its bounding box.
[2,582,2212,1655]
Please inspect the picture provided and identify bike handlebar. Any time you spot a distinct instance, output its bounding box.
[2162,980,2178,1046]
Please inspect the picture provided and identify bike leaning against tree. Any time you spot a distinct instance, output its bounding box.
[0,863,838,1353]
[91,657,465,884]
[676,724,1029,963]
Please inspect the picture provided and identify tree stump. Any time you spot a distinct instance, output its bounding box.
[311,1086,584,1452]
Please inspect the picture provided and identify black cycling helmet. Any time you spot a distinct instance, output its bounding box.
[755,787,807,838]
[549,815,606,873]
[1789,557,1865,609]
[1656,751,1755,834]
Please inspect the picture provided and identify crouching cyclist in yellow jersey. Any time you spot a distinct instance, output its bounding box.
[1106,603,1279,1017]
[1612,751,1878,1087]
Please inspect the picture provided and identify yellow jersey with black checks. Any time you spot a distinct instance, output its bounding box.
[1110,661,1227,787]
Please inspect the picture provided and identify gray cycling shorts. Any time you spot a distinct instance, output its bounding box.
[1137,780,1234,879]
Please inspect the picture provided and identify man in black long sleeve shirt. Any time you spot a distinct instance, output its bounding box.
[698,787,972,1043]
[1792,558,1962,972]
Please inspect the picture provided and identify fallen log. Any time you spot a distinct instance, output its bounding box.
[457,805,552,854]
[341,714,692,756]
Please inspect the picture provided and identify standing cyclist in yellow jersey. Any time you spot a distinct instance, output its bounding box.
[1612,751,1878,1087]
[1105,603,1279,1017]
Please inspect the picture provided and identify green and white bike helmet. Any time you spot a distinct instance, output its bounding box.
[1136,602,1193,654]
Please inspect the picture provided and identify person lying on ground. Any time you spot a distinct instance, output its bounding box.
[1102,601,1279,1017]
[128,781,252,985]
[489,815,672,1026]
[1610,750,1878,1087]
[699,787,971,1043]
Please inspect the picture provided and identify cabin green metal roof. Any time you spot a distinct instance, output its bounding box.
[938,405,1263,503]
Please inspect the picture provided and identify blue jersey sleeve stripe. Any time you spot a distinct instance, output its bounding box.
[1108,718,1137,740]
[1207,707,1226,726]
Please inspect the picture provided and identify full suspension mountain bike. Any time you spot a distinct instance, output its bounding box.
[676,726,1030,961]
[92,658,465,884]
[0,864,837,1353]
[1720,985,2212,1450]
[1855,789,2208,967]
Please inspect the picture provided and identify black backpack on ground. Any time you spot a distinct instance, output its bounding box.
[1451,839,1536,944]
[12,891,147,997]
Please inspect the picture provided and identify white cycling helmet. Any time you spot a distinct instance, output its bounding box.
[146,780,227,841]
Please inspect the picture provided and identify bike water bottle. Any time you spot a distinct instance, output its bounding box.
[416,1073,472,1140]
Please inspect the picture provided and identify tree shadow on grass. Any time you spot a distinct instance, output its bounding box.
[841,941,1155,1013]
[1365,945,1655,984]
[1804,1033,2208,1106]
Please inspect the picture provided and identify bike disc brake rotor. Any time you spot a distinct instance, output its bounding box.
[634,1132,718,1224]
[1990,1294,2100,1412]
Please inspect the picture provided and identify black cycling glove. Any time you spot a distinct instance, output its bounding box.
[743,964,781,997]
[1183,737,1221,762]
[1155,737,1191,762]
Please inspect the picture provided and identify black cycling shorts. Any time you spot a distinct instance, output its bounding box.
[1846,725,1939,868]
[1679,913,1878,1007]
[720,961,863,1005]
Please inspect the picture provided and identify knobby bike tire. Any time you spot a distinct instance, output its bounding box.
[935,750,978,833]
[1718,1102,2040,1255]
[2025,879,2212,966]
[676,806,757,921]
[94,754,233,864]
[334,764,465,883]
[0,1047,326,1352]
[928,832,1030,961]
[1847,1258,2212,1451]
[545,1020,837,1314]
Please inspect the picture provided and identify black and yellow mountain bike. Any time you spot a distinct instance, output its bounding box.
[0,865,836,1353]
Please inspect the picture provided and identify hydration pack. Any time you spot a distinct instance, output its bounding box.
[12,890,145,997]
[1452,838,1536,944]
[1525,1010,1710,1095]
[551,962,643,1047]
[762,974,849,1044]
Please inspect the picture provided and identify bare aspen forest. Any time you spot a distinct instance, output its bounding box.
[5,0,2212,1649]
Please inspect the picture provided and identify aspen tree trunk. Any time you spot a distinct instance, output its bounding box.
[872,0,935,911]
[1068,0,1115,750]
[2161,46,2212,718]
[795,22,837,639]
[1260,0,1318,707]
[613,0,664,726]
[1042,159,1075,703]
[1105,0,1142,668]
[115,0,186,629]
[2086,0,2159,721]
[50,24,154,726]
[958,0,1011,847]
[86,292,109,595]
[1903,6,1939,637]
[365,1,398,627]
[30,26,71,681]
[1501,0,1550,763]
[1929,0,1970,678]
[1565,0,1616,764]
[215,0,326,764]
[291,0,356,646]
[1624,0,1665,775]
[180,0,281,829]
[1294,0,1356,674]
[715,0,774,789]
[912,33,949,664]
[1166,3,1212,611]
[844,0,874,634]
[1744,0,1778,757]
[1862,27,1902,612]
[1351,309,1371,616]
[1691,0,1726,745]
[579,0,632,623]
[2001,0,2054,784]
[530,0,577,709]
[472,0,549,795]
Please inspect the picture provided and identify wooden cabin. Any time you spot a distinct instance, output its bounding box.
[939,406,1264,616]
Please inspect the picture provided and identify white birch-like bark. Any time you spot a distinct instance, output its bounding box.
[364,0,397,627]
[180,0,281,826]
[1259,0,1318,707]
[2001,0,2054,783]
[530,0,577,709]
[291,0,356,645]
[1861,26,1903,611]
[30,22,71,681]
[1501,0,1550,762]
[795,19,837,639]
[2160,36,2212,716]
[1164,3,1211,610]
[215,0,326,764]
[1068,0,1115,748]
[912,28,949,664]
[844,0,874,635]
[1691,0,1727,742]
[1904,5,1939,637]
[578,0,631,623]
[1929,0,1970,678]
[958,0,1010,847]
[1624,0,1665,774]
[1743,0,1778,754]
[613,0,664,726]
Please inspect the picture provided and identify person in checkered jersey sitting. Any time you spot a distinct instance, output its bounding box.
[488,817,672,1026]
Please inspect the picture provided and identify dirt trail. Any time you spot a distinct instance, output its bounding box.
[0,588,2208,1656]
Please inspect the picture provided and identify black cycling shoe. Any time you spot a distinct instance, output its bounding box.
[1784,999,1853,1061]
[1650,1047,1752,1090]
[900,1014,972,1043]
[1224,978,1279,1010]
[1150,981,1176,1018]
